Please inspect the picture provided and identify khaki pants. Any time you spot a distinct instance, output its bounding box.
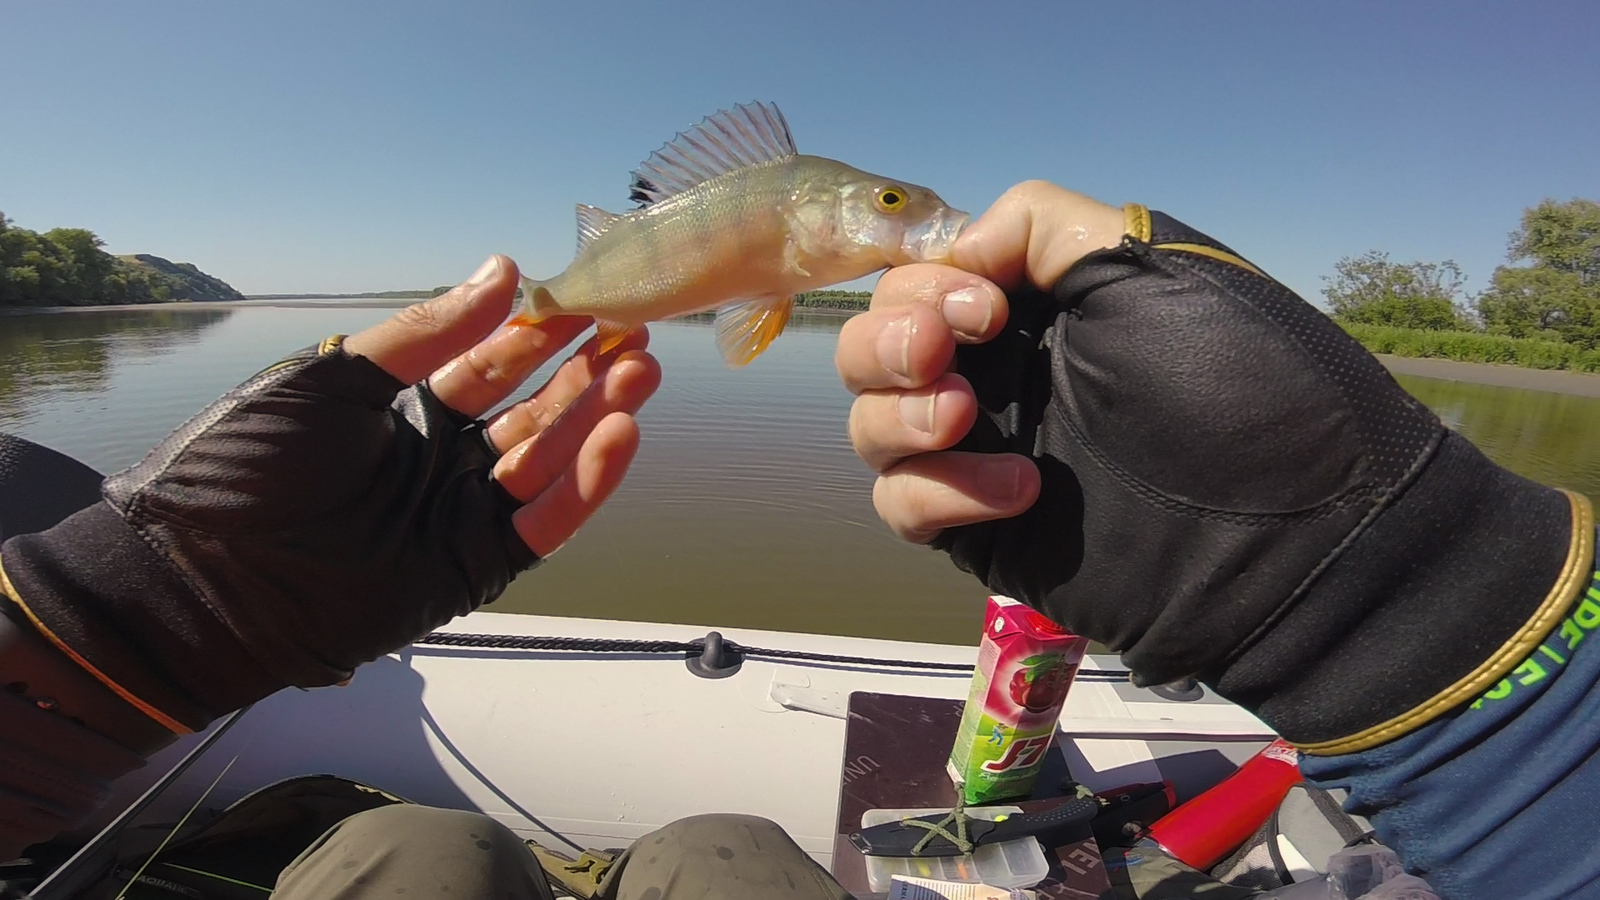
[271,805,854,900]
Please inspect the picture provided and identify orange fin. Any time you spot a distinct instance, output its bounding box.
[595,320,634,355]
[510,276,559,327]
[713,295,793,367]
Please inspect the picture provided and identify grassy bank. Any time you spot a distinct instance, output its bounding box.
[1339,323,1600,373]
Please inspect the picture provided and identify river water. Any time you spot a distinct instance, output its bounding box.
[3,303,1597,646]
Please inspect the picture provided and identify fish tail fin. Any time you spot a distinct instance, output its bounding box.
[509,276,560,327]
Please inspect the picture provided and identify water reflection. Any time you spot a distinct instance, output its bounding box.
[1393,374,1600,502]
[0,304,1594,646]
[0,308,235,424]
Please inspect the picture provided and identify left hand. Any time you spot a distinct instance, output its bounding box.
[1,255,661,733]
[344,255,660,557]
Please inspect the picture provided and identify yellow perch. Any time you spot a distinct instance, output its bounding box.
[511,101,969,367]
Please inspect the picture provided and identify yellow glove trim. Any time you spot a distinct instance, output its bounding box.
[1151,242,1267,278]
[1123,203,1152,243]
[0,554,190,735]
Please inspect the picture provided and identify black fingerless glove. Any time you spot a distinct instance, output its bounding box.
[932,206,1595,753]
[0,337,537,733]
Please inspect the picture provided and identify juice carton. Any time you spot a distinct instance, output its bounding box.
[948,597,1089,804]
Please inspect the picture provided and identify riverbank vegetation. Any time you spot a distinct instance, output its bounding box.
[1326,198,1598,372]
[247,288,452,300]
[1341,323,1600,372]
[1,212,244,306]
[795,289,871,311]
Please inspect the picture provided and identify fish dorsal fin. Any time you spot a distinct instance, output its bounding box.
[714,295,794,367]
[575,204,621,253]
[629,101,796,207]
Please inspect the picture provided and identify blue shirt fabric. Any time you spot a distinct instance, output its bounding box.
[1299,531,1600,900]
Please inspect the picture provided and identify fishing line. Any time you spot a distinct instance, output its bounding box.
[110,756,239,900]
[29,706,251,900]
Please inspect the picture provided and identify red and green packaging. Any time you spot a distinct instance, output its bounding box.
[948,596,1089,805]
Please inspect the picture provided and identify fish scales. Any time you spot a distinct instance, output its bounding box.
[555,162,796,320]
[513,102,968,367]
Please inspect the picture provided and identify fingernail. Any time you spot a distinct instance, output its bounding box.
[978,458,1022,503]
[466,255,501,288]
[876,313,914,377]
[941,287,992,340]
[897,391,936,434]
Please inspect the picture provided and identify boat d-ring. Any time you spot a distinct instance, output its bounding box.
[686,631,744,679]
[1149,677,1205,702]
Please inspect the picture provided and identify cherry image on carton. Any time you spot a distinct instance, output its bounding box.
[948,597,1089,805]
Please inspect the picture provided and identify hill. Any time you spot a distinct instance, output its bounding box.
[0,211,244,307]
[115,254,246,303]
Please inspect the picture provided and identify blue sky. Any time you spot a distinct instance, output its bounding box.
[2,1,1595,303]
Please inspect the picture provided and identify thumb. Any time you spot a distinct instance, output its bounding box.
[950,181,1129,294]
[343,255,520,386]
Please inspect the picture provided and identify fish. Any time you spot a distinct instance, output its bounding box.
[510,101,970,367]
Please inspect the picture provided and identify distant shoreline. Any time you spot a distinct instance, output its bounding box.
[0,299,864,317]
[1377,355,1600,398]
[7,301,1593,397]
[0,298,419,315]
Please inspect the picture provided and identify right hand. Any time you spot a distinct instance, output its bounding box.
[837,181,1589,753]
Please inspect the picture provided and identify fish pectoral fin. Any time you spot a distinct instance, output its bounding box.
[782,239,812,278]
[595,320,638,355]
[714,296,794,368]
[629,102,796,207]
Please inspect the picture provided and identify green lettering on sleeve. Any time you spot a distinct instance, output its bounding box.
[1514,659,1548,687]
[1578,596,1600,631]
[1561,618,1586,650]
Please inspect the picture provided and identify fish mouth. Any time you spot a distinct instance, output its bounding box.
[901,208,971,265]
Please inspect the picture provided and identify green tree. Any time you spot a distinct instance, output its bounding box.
[1321,250,1471,331]
[1477,198,1600,347]
[0,212,242,308]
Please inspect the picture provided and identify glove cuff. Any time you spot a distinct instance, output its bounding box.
[1210,431,1594,754]
[0,501,282,734]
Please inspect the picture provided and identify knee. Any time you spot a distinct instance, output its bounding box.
[656,813,782,837]
[644,813,795,853]
[332,804,522,851]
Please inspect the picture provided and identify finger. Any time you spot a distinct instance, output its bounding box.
[343,255,520,386]
[492,350,662,502]
[425,316,594,419]
[872,451,1041,544]
[847,373,979,472]
[870,263,1010,342]
[835,267,1007,395]
[484,328,653,454]
[511,412,642,557]
[950,181,1127,294]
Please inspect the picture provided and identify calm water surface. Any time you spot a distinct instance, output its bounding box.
[3,304,1597,646]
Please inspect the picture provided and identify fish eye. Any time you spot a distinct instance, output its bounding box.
[874,185,909,214]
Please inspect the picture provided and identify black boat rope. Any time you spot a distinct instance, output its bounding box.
[413,630,1134,681]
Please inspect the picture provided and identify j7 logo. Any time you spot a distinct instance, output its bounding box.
[981,735,1051,773]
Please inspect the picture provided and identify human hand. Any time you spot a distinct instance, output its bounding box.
[835,181,1125,543]
[343,255,660,558]
[1,255,662,733]
[837,182,1587,753]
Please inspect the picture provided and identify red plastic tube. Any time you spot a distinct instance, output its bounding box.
[1145,738,1303,870]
